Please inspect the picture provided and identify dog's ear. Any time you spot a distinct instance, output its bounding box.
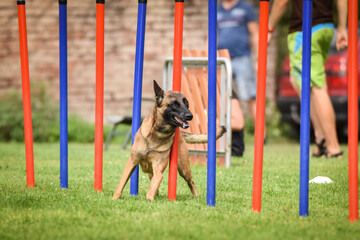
[153,80,164,107]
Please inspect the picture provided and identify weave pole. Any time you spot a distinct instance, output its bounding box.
[207,0,217,207]
[252,0,269,212]
[17,0,34,188]
[299,0,312,217]
[94,0,105,191]
[130,0,147,196]
[59,0,68,189]
[347,0,358,222]
[168,0,184,201]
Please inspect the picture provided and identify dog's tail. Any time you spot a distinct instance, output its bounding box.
[181,126,226,144]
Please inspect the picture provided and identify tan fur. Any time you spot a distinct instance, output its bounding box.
[112,82,226,201]
[181,126,226,144]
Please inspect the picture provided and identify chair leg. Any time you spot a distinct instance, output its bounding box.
[121,128,132,150]
[104,124,117,150]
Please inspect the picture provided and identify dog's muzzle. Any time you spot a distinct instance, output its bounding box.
[174,117,190,129]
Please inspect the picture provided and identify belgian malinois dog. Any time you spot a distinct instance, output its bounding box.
[112,80,226,201]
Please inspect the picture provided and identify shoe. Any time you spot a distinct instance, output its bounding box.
[231,129,244,157]
[312,138,326,157]
[324,150,343,158]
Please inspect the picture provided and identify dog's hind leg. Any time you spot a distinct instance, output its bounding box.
[178,162,199,197]
[112,157,137,200]
[178,136,199,197]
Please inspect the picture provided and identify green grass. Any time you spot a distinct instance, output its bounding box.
[0,141,359,240]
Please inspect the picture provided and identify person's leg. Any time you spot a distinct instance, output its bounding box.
[232,57,252,104]
[309,26,341,157]
[310,98,325,143]
[233,56,266,137]
[231,58,248,157]
[231,98,244,131]
[243,56,257,124]
[231,98,245,157]
[310,86,341,156]
[288,26,341,157]
[246,98,257,121]
[290,74,325,148]
[246,97,267,142]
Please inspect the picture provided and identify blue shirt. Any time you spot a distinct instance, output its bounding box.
[217,1,257,58]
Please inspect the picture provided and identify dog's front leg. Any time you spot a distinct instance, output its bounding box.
[146,157,169,201]
[147,173,160,196]
[112,156,137,200]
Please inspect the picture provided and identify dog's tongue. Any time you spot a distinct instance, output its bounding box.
[175,117,190,129]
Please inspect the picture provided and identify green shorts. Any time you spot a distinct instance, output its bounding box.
[287,23,334,89]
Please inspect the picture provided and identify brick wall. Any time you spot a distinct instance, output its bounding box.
[0,0,277,123]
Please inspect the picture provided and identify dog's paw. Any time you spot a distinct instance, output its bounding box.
[112,194,122,200]
[146,194,155,201]
[192,189,199,197]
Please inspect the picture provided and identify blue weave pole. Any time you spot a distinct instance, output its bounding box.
[59,0,68,189]
[207,0,217,207]
[299,0,312,217]
[130,0,147,196]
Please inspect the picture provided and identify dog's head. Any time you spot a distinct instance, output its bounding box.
[153,80,193,129]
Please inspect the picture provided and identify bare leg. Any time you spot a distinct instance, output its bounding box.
[247,98,257,122]
[247,98,266,138]
[231,98,245,131]
[310,86,341,155]
[290,74,341,156]
[309,101,327,156]
[310,100,325,143]
[290,75,326,155]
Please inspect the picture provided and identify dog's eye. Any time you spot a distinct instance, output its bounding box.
[171,101,180,108]
[183,98,189,108]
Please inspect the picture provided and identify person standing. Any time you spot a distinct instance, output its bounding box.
[268,0,347,157]
[217,0,261,156]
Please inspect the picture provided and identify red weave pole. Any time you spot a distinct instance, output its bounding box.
[348,0,358,222]
[94,0,105,191]
[17,1,35,188]
[168,0,184,201]
[252,0,269,212]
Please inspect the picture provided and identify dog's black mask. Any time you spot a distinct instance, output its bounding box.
[153,80,193,129]
[163,96,193,129]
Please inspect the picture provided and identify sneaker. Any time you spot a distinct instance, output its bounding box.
[231,129,244,157]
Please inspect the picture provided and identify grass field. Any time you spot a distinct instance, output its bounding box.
[0,140,359,240]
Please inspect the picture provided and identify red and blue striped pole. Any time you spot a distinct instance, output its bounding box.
[299,0,312,217]
[207,0,217,207]
[347,0,358,222]
[59,0,68,189]
[168,0,184,201]
[94,0,105,191]
[130,0,147,196]
[252,0,269,213]
[17,0,35,188]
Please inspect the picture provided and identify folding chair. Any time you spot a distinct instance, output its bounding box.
[163,49,232,167]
